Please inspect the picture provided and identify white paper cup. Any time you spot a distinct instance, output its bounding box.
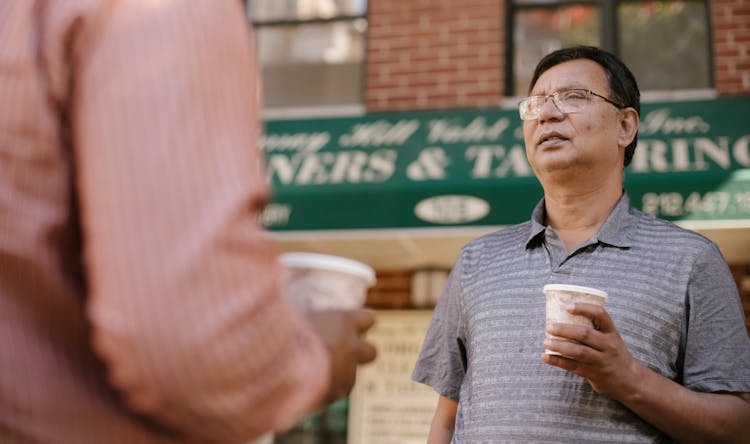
[280,252,376,311]
[543,284,607,356]
[248,433,273,444]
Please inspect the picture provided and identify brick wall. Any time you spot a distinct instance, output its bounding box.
[366,0,505,111]
[711,0,750,94]
[365,270,412,309]
[366,0,750,107]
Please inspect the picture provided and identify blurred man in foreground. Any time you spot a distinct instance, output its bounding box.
[0,1,375,442]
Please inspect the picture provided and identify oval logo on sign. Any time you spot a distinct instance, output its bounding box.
[414,195,490,224]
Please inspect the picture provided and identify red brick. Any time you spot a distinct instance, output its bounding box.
[714,41,741,53]
[717,83,744,94]
[715,70,741,81]
[366,0,508,111]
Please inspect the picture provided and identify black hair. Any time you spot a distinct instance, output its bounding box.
[528,46,640,167]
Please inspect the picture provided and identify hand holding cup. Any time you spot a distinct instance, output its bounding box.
[543,284,607,357]
[279,252,378,405]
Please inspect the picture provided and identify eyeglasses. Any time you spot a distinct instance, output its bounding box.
[518,88,624,121]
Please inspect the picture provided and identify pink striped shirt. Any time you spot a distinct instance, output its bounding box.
[0,0,329,442]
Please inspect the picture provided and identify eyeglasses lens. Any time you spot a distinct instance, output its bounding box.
[520,90,590,120]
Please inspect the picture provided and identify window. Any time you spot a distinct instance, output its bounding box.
[509,0,711,95]
[246,0,368,110]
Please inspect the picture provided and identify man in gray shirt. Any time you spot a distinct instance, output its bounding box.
[412,46,750,443]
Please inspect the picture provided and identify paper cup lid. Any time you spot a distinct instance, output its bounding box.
[543,284,607,299]
[280,252,376,286]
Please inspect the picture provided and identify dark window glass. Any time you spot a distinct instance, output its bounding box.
[510,1,711,95]
[514,5,600,95]
[247,1,367,109]
[619,1,710,90]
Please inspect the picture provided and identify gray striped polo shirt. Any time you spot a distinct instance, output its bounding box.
[413,193,750,443]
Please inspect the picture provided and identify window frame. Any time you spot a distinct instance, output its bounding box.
[245,0,369,117]
[505,0,714,96]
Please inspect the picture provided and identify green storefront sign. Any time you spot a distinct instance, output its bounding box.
[261,97,750,231]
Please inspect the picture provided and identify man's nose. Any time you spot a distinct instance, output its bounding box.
[537,96,565,122]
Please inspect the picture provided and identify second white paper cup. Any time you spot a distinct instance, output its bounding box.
[280,252,376,311]
[543,284,607,356]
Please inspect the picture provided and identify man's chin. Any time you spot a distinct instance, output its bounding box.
[535,154,579,175]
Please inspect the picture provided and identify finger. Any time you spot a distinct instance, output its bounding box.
[356,339,378,364]
[352,308,377,333]
[548,323,605,353]
[544,337,599,364]
[541,352,583,373]
[548,322,594,341]
[593,308,615,333]
[541,351,576,367]
[567,302,615,333]
[565,302,603,318]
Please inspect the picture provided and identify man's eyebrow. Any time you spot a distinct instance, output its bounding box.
[529,84,589,96]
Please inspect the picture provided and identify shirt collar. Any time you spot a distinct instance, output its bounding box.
[526,199,548,247]
[525,192,639,249]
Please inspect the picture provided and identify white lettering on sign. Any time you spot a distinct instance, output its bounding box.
[733,135,750,166]
[414,195,490,224]
[258,203,292,227]
[465,144,532,178]
[406,147,450,181]
[631,135,750,173]
[266,149,397,185]
[640,108,710,136]
[641,190,750,218]
[427,117,511,144]
[339,120,420,147]
[262,132,330,153]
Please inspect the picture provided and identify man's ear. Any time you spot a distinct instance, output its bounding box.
[618,107,639,149]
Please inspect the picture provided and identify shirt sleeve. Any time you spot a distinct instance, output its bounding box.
[412,252,467,401]
[60,1,329,441]
[682,241,750,393]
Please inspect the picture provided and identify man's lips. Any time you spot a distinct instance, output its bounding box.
[537,132,568,148]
